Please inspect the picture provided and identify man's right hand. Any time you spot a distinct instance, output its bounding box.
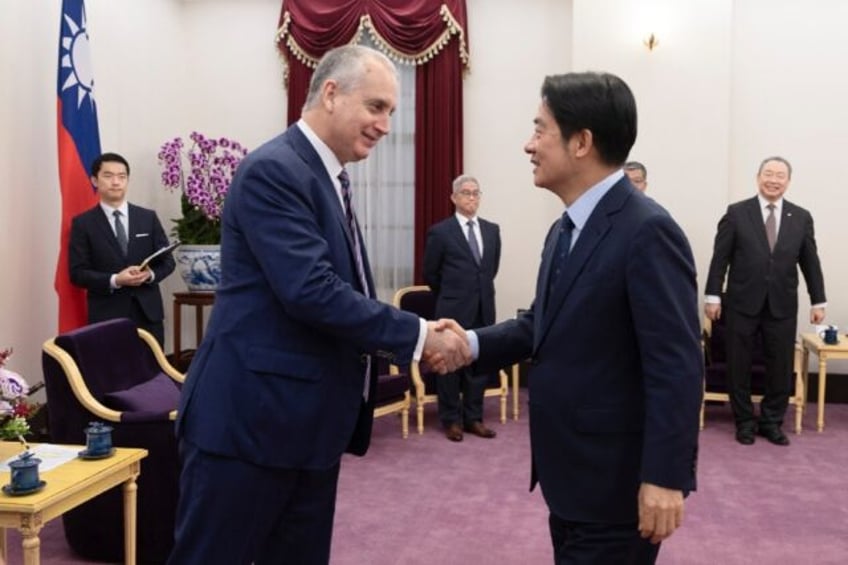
[115,266,151,287]
[704,303,721,321]
[422,319,470,374]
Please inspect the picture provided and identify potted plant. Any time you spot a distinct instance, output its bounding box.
[158,132,248,291]
[0,348,45,445]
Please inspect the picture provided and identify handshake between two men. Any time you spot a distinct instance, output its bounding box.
[421,319,471,375]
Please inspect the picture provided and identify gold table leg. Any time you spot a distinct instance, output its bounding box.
[816,356,827,432]
[123,476,139,565]
[512,364,520,421]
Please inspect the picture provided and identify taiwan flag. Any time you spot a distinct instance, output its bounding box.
[56,0,101,332]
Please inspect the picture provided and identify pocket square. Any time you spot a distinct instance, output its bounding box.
[135,233,150,238]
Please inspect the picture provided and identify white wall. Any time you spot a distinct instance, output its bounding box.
[3,0,848,384]
[464,0,572,319]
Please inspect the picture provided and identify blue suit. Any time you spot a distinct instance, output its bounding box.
[476,178,702,527]
[171,124,421,564]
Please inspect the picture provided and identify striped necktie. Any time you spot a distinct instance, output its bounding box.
[339,169,372,400]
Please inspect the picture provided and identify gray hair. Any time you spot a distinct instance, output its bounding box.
[303,45,397,111]
[452,174,480,194]
[624,161,647,178]
[757,156,792,178]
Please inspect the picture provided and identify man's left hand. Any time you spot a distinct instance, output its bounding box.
[811,307,826,324]
[637,482,684,544]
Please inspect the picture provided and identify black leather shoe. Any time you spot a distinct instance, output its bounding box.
[758,427,790,446]
[735,428,755,445]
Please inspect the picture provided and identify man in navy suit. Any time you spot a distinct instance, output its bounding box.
[454,72,702,563]
[705,156,826,446]
[168,46,469,565]
[69,152,175,345]
[424,175,501,441]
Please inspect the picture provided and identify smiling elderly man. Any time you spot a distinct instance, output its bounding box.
[705,156,827,447]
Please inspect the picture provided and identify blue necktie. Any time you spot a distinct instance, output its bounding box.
[547,212,574,296]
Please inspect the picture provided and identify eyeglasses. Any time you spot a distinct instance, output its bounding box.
[457,190,482,198]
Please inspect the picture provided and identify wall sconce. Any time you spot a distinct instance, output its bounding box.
[643,33,659,51]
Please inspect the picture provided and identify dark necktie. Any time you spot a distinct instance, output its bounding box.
[466,220,481,265]
[338,169,371,400]
[765,204,777,252]
[338,170,370,298]
[547,212,575,296]
[113,210,128,256]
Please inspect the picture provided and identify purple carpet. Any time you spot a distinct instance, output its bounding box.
[5,395,848,564]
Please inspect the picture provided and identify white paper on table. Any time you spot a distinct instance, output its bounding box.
[3,444,82,472]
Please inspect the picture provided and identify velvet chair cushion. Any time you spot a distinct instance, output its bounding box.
[102,372,181,421]
[375,371,410,404]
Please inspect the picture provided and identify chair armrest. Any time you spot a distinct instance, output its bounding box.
[137,328,185,384]
[42,338,123,423]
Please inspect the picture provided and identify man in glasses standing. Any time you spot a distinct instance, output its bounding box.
[424,175,501,441]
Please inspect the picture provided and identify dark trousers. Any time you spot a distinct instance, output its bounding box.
[725,304,796,430]
[124,298,165,347]
[549,514,660,565]
[168,440,341,565]
[438,307,488,427]
[437,366,489,426]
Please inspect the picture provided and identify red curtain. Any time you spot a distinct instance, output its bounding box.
[276,0,468,283]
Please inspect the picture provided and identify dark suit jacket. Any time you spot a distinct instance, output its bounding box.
[176,124,421,470]
[422,216,500,327]
[705,196,825,318]
[475,178,702,524]
[69,203,174,325]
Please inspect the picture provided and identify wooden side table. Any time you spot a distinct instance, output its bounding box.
[800,333,848,431]
[0,444,147,565]
[173,292,215,370]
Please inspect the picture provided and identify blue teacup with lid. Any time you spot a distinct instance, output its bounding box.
[820,325,840,345]
[84,422,113,456]
[9,451,41,491]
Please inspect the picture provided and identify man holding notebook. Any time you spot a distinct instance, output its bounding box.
[69,152,176,345]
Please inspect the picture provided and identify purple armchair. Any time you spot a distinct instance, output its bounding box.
[42,318,183,563]
[373,356,412,438]
[701,313,805,433]
[392,285,509,434]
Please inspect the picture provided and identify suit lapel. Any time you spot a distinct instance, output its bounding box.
[290,126,375,296]
[536,181,628,349]
[534,221,560,349]
[93,205,125,259]
[775,200,798,252]
[450,218,478,267]
[539,213,611,343]
[480,220,497,271]
[744,198,771,255]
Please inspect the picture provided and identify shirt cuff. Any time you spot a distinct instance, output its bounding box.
[413,318,428,362]
[704,295,721,304]
[110,274,119,290]
[467,330,480,361]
